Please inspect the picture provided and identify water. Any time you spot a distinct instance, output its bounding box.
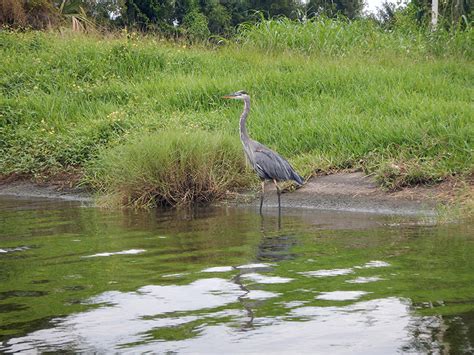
[0,196,473,354]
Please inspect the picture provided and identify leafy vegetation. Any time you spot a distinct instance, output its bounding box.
[2,0,471,35]
[0,19,472,206]
[237,16,473,57]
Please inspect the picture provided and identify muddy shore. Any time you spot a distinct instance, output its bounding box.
[231,172,448,216]
[1,172,455,216]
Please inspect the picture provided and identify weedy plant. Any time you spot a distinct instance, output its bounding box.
[85,130,253,208]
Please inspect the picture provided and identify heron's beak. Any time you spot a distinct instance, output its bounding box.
[222,94,236,99]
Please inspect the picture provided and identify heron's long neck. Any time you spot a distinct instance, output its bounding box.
[239,97,251,143]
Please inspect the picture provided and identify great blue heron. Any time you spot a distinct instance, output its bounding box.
[223,90,304,214]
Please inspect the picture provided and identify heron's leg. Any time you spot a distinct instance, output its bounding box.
[259,180,265,215]
[273,179,281,217]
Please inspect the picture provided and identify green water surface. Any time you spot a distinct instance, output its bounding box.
[0,196,473,354]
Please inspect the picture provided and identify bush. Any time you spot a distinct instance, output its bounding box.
[0,0,27,27]
[0,0,59,29]
[182,11,211,42]
[85,130,253,207]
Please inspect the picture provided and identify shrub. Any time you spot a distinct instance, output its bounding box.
[0,0,60,29]
[182,11,211,43]
[85,130,253,207]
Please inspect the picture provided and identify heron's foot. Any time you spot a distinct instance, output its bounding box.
[281,181,302,193]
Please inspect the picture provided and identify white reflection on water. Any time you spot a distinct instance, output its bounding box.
[357,260,391,268]
[4,278,244,353]
[161,273,189,278]
[3,279,438,354]
[316,291,370,301]
[0,246,30,254]
[346,276,384,284]
[82,249,146,258]
[240,273,293,284]
[299,268,354,277]
[281,300,308,308]
[237,263,275,269]
[201,266,234,273]
[244,290,280,300]
[299,261,391,279]
[201,263,276,273]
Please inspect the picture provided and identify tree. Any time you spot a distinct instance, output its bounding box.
[122,0,174,31]
[409,0,472,28]
[249,0,302,19]
[84,0,123,26]
[174,0,196,25]
[221,0,252,27]
[0,0,60,29]
[307,0,364,19]
[196,0,231,34]
[182,9,210,40]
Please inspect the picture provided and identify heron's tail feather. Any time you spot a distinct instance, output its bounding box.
[292,172,304,186]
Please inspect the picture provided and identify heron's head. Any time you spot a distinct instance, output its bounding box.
[223,90,249,100]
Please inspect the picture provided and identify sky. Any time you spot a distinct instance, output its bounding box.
[300,0,403,16]
[365,0,389,14]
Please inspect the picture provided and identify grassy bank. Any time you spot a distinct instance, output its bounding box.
[1,23,473,207]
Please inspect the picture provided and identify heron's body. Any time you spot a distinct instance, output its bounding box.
[225,91,304,214]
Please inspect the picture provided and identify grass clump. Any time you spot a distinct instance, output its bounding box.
[372,159,442,190]
[85,130,252,208]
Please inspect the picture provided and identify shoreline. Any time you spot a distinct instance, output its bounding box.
[0,180,92,203]
[1,172,465,216]
[227,172,442,216]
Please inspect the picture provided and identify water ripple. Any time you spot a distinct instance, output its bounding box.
[299,268,354,278]
[82,249,146,258]
[240,273,293,284]
[316,291,370,301]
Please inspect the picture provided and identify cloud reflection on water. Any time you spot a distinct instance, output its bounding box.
[3,277,437,354]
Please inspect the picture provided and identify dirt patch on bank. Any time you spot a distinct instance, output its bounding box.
[1,172,471,215]
[230,172,472,216]
[0,173,91,202]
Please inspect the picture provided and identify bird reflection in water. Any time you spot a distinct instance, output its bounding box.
[231,214,298,331]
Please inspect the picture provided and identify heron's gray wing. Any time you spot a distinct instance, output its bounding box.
[253,147,303,184]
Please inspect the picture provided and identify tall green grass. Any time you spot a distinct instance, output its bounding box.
[86,130,251,207]
[0,25,472,206]
[237,17,473,58]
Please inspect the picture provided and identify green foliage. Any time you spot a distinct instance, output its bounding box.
[308,0,364,19]
[249,0,304,19]
[0,29,472,197]
[373,159,442,190]
[2,0,471,35]
[85,130,252,207]
[123,0,175,32]
[182,10,211,42]
[199,0,232,35]
[237,16,473,57]
[409,0,472,29]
